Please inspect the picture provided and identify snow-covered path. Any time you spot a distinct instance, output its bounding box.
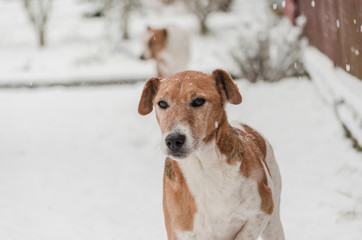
[0,79,361,239]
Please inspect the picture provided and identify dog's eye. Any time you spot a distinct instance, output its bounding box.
[191,98,206,108]
[158,101,168,109]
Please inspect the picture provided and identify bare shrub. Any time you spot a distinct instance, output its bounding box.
[218,0,234,12]
[103,0,141,49]
[161,0,176,4]
[233,16,307,82]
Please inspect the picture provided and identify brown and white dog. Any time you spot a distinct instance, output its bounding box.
[140,25,190,78]
[138,69,285,240]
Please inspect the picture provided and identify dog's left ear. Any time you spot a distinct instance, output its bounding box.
[138,77,160,115]
[162,28,168,37]
[212,69,242,105]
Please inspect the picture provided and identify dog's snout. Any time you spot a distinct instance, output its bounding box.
[166,133,185,152]
[139,54,146,60]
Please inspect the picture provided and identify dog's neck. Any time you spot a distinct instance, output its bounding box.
[195,112,245,166]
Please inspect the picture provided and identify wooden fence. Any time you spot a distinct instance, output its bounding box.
[294,0,362,80]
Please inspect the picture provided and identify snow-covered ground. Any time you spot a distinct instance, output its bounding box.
[304,47,362,149]
[1,78,362,239]
[1,0,362,239]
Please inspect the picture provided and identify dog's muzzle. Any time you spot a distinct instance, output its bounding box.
[165,133,186,158]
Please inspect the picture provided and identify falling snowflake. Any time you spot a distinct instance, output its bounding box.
[346,64,350,72]
[351,47,360,56]
[272,3,277,10]
[336,20,340,28]
[311,0,315,7]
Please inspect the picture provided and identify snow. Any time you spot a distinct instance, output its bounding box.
[0,86,165,240]
[304,47,362,148]
[0,0,362,239]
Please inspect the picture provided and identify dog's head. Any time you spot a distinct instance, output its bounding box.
[138,69,242,160]
[140,26,167,60]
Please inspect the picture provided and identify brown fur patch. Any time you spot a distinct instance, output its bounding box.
[241,124,271,176]
[165,157,176,180]
[236,126,274,215]
[214,119,273,215]
[146,27,168,77]
[214,116,245,165]
[163,158,197,238]
[147,28,168,59]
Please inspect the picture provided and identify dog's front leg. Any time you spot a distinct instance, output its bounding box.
[234,214,269,240]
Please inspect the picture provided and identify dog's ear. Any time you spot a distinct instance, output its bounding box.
[162,28,168,37]
[212,69,242,105]
[138,77,160,115]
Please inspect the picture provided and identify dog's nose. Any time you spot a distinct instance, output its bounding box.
[139,54,145,60]
[166,133,185,152]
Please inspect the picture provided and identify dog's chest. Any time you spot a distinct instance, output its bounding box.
[177,143,261,240]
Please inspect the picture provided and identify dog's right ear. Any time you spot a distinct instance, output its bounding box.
[138,77,160,115]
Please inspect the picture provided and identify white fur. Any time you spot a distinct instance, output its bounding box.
[176,142,261,240]
[260,143,285,240]
[158,25,189,76]
[174,124,284,240]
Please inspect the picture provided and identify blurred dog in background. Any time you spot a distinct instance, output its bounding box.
[140,25,190,78]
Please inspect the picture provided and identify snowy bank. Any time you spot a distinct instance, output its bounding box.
[304,47,362,150]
